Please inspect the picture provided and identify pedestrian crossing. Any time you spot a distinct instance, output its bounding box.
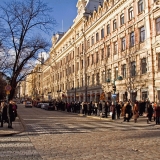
[26,120,156,135]
[0,136,42,159]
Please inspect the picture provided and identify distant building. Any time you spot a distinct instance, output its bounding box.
[26,0,160,103]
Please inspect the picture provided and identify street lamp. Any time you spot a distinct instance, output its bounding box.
[106,74,123,105]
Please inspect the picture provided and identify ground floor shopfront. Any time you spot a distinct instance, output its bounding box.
[40,78,160,103]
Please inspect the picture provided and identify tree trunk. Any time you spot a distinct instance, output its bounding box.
[8,80,17,101]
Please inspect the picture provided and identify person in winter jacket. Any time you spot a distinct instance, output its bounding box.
[0,102,8,127]
[147,103,153,123]
[133,103,139,123]
[125,102,132,122]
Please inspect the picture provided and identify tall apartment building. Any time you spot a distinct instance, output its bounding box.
[26,0,160,103]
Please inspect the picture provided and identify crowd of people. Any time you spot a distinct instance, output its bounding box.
[0,100,17,129]
[1,98,160,129]
[52,99,160,124]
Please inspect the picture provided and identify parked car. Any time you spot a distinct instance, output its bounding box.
[44,102,55,110]
[41,103,48,109]
[37,103,43,108]
[25,101,32,108]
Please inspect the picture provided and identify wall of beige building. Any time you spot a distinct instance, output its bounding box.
[25,0,160,103]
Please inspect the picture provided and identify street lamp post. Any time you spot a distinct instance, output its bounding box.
[106,76,123,105]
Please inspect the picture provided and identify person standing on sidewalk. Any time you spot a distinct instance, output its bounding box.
[133,103,139,123]
[12,101,17,118]
[155,105,160,124]
[83,102,88,115]
[8,101,15,129]
[105,101,109,118]
[125,102,132,122]
[147,103,153,124]
[97,101,102,116]
[116,101,121,119]
[0,102,2,126]
[111,102,116,120]
[88,102,92,115]
[94,102,98,116]
[81,101,84,114]
[0,101,8,127]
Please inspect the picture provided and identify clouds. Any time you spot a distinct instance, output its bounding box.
[35,51,49,65]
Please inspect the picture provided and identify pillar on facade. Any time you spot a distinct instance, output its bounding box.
[148,85,155,102]
[119,91,123,102]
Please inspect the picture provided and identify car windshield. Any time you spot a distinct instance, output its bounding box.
[26,102,31,104]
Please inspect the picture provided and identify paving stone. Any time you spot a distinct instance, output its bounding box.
[0,105,160,159]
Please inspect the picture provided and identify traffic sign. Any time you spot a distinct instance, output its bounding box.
[5,85,12,91]
[112,94,117,97]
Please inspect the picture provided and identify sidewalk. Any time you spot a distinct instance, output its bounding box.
[79,113,160,127]
[0,111,159,137]
[0,114,25,137]
[73,111,160,127]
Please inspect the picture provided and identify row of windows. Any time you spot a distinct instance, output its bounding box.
[58,50,160,80]
[88,0,144,45]
[55,16,160,70]
[106,58,147,81]
[54,52,160,89]
[54,57,148,83]
[54,58,147,89]
[57,17,160,64]
[87,16,160,48]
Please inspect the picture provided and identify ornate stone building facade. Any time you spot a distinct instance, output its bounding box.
[25,0,160,103]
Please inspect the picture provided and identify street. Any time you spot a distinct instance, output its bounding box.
[0,104,160,160]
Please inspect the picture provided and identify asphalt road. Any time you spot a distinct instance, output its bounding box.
[0,104,160,160]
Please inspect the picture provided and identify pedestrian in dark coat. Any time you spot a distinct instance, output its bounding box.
[111,102,115,120]
[97,102,102,116]
[116,101,121,119]
[8,101,15,128]
[105,102,109,118]
[83,102,88,115]
[147,103,153,123]
[0,102,8,127]
[12,102,17,118]
[94,102,98,116]
[125,102,132,122]
[155,106,160,124]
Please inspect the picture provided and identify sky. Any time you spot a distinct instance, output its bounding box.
[0,0,78,42]
[0,0,78,61]
[42,0,78,41]
[42,0,78,59]
[48,0,78,32]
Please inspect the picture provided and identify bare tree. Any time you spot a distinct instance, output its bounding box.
[0,73,6,99]
[0,0,56,100]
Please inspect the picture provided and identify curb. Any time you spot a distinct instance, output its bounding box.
[58,110,157,127]
[0,113,25,137]
[79,114,157,125]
